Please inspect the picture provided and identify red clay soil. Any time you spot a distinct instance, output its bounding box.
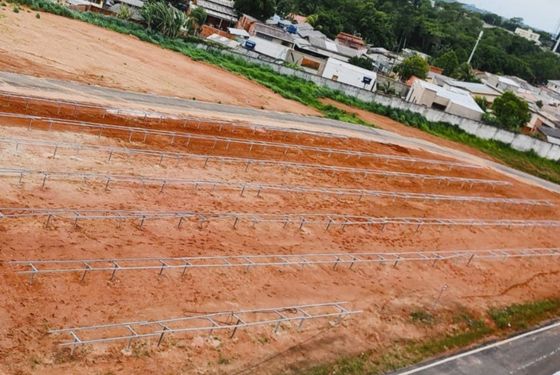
[320,98,498,161]
[0,98,560,375]
[0,9,317,116]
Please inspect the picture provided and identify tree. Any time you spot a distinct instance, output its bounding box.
[536,100,543,109]
[234,0,275,21]
[142,1,188,38]
[348,56,374,71]
[394,55,429,81]
[433,50,459,76]
[189,6,207,32]
[452,63,480,83]
[492,92,531,131]
[474,96,489,113]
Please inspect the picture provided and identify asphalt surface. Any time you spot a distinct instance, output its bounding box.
[0,71,559,194]
[394,322,560,375]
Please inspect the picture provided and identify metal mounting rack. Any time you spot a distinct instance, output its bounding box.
[11,248,560,284]
[0,167,548,206]
[1,207,559,230]
[0,92,349,140]
[49,302,360,354]
[0,136,510,187]
[1,112,482,169]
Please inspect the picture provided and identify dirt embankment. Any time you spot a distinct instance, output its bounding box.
[320,98,497,161]
[0,9,318,116]
[0,98,559,375]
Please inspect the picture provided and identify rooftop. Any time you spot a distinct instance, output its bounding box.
[254,23,295,43]
[192,0,237,22]
[415,79,484,113]
[447,80,500,96]
[540,125,560,139]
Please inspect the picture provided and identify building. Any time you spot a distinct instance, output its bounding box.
[479,73,521,93]
[401,48,430,61]
[539,125,560,145]
[430,74,501,103]
[366,47,401,74]
[406,79,484,121]
[514,28,542,45]
[252,23,295,48]
[293,23,365,62]
[335,32,366,50]
[321,58,377,91]
[243,37,291,61]
[189,0,237,31]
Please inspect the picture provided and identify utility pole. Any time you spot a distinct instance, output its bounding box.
[467,30,484,65]
[553,19,560,53]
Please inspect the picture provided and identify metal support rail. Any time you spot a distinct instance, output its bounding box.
[0,136,510,187]
[0,112,482,169]
[10,248,560,283]
[49,302,360,353]
[1,207,559,229]
[0,92,349,140]
[0,167,547,206]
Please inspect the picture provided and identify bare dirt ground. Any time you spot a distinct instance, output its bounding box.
[0,9,317,116]
[0,95,559,375]
[320,98,506,163]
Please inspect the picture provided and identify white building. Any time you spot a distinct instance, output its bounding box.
[406,79,484,121]
[430,73,501,103]
[321,58,377,91]
[514,28,541,45]
[244,37,290,61]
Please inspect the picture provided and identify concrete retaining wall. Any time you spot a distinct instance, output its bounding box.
[198,44,560,161]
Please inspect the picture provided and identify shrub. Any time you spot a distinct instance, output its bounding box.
[141,1,188,38]
[116,4,131,20]
[492,91,531,131]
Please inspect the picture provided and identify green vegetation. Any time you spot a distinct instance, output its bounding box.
[299,299,560,375]
[348,56,375,71]
[489,299,560,331]
[6,0,560,185]
[433,50,459,77]
[277,0,560,84]
[329,93,560,184]
[188,6,206,33]
[116,4,131,20]
[141,1,188,38]
[394,55,429,81]
[233,0,275,20]
[491,92,532,132]
[410,310,435,325]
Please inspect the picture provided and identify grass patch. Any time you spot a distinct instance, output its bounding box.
[298,299,560,375]
[410,310,435,325]
[329,93,560,185]
[489,298,560,330]
[6,0,560,184]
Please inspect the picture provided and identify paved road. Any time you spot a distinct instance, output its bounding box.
[0,71,559,194]
[394,321,560,375]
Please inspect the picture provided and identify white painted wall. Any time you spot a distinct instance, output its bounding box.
[321,58,376,91]
[199,44,560,161]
